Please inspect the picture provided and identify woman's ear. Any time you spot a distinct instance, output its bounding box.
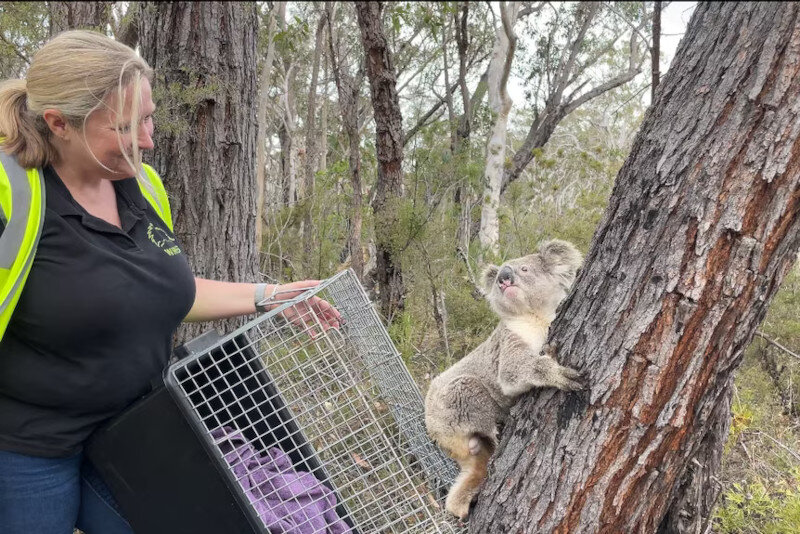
[42,109,70,140]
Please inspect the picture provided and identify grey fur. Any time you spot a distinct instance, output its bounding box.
[424,239,584,518]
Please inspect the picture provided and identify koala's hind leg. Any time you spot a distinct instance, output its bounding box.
[443,434,494,519]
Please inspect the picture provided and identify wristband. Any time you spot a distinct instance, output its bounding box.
[254,283,278,313]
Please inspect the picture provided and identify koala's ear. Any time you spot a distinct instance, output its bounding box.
[482,265,500,291]
[539,239,583,278]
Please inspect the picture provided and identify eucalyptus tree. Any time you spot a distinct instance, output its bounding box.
[139,1,260,342]
[48,1,111,34]
[355,1,407,321]
[470,3,800,531]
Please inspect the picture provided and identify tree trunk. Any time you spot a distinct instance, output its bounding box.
[255,2,280,252]
[49,1,111,34]
[279,62,298,208]
[302,8,326,270]
[354,1,406,321]
[652,0,662,101]
[327,3,364,284]
[657,379,732,534]
[139,2,259,344]
[478,2,519,255]
[471,3,800,532]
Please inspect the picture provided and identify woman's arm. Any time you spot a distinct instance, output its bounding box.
[183,278,267,323]
[184,278,341,334]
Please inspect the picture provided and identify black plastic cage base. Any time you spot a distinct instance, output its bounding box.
[86,377,261,534]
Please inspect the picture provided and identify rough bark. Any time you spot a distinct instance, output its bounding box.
[255,2,280,251]
[470,3,800,532]
[49,1,111,34]
[327,3,364,283]
[355,1,406,321]
[139,2,259,344]
[657,380,732,534]
[478,1,520,255]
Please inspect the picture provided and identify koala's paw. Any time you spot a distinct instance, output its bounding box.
[540,343,557,358]
[556,364,586,391]
[445,486,473,520]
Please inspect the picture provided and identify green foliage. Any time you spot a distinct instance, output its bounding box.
[0,2,49,79]
[715,476,800,534]
[715,268,800,533]
[151,68,227,136]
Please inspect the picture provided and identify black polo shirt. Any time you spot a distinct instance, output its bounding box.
[0,166,196,458]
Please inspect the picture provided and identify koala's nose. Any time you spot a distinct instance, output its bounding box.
[497,266,514,285]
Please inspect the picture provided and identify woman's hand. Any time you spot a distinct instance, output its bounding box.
[266,280,342,338]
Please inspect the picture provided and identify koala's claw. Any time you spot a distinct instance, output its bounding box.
[540,343,557,358]
[558,365,587,391]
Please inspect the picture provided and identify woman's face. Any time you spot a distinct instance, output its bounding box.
[61,78,156,179]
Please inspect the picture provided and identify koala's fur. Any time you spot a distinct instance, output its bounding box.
[424,239,584,519]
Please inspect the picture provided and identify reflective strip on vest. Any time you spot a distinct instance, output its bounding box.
[0,156,172,341]
[139,164,173,232]
[0,151,45,340]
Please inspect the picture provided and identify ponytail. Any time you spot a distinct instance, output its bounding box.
[0,30,153,171]
[0,79,55,169]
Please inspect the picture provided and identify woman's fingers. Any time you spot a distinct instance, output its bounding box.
[269,280,342,339]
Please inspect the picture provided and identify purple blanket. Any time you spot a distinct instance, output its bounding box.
[211,427,352,534]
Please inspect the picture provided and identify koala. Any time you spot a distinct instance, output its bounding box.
[424,239,584,519]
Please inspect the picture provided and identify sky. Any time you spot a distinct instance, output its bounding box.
[661,2,697,71]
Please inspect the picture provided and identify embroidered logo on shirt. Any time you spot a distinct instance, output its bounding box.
[147,222,182,256]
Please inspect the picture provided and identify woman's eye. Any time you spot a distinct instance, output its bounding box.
[521,266,529,272]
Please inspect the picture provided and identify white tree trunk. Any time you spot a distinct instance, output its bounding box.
[255,2,281,250]
[478,2,520,254]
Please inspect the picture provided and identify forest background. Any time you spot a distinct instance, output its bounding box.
[1,2,799,531]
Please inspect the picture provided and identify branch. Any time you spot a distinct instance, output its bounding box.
[498,2,519,105]
[457,246,487,300]
[562,66,641,116]
[517,1,545,20]
[755,330,800,362]
[606,2,651,47]
[0,33,30,64]
[403,48,491,147]
[552,3,600,102]
[403,103,449,146]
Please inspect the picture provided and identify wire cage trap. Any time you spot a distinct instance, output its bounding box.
[88,269,465,533]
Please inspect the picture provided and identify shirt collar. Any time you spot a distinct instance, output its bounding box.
[45,166,148,218]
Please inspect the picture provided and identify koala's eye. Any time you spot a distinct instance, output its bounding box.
[521,266,529,272]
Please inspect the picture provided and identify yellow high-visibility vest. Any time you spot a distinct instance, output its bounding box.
[0,150,174,340]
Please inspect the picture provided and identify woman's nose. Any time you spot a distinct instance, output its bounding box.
[138,124,154,150]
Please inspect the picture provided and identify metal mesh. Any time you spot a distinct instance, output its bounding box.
[165,269,464,533]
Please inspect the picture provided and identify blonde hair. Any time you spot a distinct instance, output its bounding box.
[0,30,153,176]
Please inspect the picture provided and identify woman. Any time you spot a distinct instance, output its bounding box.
[0,30,339,533]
